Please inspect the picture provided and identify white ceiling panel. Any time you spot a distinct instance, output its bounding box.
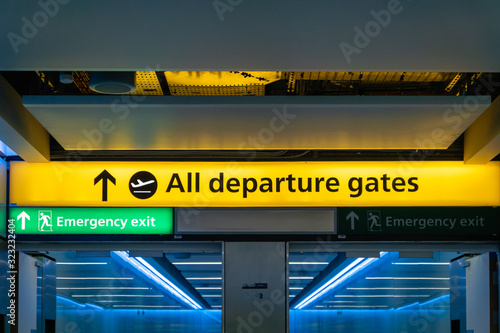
[23,96,489,150]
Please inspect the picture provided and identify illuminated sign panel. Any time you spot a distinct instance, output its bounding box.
[9,161,500,207]
[338,207,500,236]
[0,158,6,238]
[8,207,173,235]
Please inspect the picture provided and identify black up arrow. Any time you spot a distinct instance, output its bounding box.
[94,170,116,202]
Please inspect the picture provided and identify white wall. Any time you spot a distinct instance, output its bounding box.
[466,253,491,333]
[19,252,38,333]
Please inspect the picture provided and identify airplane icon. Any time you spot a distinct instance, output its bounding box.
[130,179,155,188]
[129,171,158,199]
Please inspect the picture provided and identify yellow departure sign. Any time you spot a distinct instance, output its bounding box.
[9,161,500,207]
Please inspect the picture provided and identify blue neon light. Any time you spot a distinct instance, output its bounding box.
[85,302,104,310]
[57,296,103,310]
[57,296,84,308]
[420,294,450,307]
[0,140,16,157]
[396,294,450,310]
[294,252,387,309]
[295,258,364,309]
[113,251,203,310]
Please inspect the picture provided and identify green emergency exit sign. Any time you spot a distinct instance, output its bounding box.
[9,207,173,235]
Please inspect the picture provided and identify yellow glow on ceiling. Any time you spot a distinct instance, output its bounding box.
[165,71,281,86]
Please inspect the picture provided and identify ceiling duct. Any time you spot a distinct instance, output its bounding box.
[89,72,136,94]
[165,71,281,96]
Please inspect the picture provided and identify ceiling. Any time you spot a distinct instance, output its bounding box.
[1,2,499,72]
[1,1,500,163]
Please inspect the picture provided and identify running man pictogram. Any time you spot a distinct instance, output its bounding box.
[38,210,53,232]
[367,210,382,231]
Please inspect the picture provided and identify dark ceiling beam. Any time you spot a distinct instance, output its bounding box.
[148,257,212,309]
[289,252,348,309]
[465,96,500,163]
[0,74,49,162]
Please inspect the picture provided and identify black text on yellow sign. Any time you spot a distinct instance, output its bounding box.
[10,161,500,207]
[166,172,419,198]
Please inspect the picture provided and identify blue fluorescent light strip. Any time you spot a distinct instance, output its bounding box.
[295,258,365,309]
[396,294,450,310]
[419,294,450,308]
[85,302,104,310]
[391,262,449,265]
[334,294,430,298]
[396,301,419,311]
[0,139,16,157]
[295,254,386,309]
[57,296,103,310]
[114,251,202,309]
[332,305,388,308]
[347,287,449,290]
[57,296,84,308]
[135,257,203,309]
[112,305,181,308]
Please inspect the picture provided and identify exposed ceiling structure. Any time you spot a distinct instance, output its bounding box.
[4,71,481,97]
[2,70,499,162]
